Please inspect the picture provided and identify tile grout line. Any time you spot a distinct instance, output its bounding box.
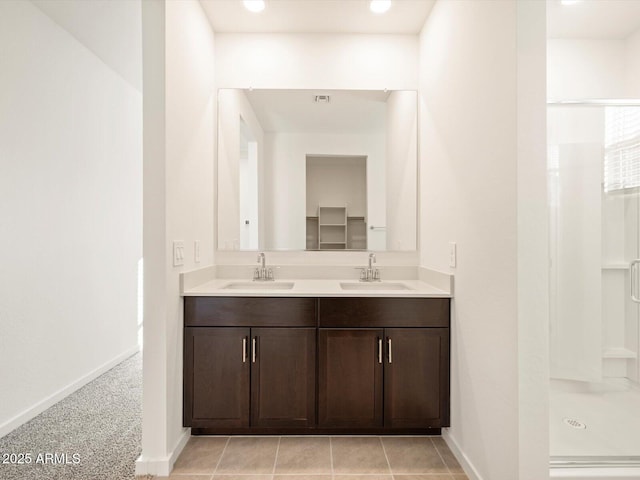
[211,436,231,479]
[329,436,334,480]
[271,436,282,479]
[429,437,453,477]
[378,435,394,479]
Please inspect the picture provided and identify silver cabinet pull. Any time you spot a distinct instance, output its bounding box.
[632,260,640,303]
[378,338,382,364]
[242,337,247,363]
[252,337,257,363]
[387,337,392,364]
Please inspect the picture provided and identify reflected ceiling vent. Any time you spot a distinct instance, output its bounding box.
[563,418,587,429]
[314,95,331,104]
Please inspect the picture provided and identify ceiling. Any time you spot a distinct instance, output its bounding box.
[200,0,434,34]
[244,89,389,134]
[548,0,640,39]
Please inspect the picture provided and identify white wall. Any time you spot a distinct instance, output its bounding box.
[306,156,367,217]
[516,3,549,477]
[217,89,264,250]
[263,132,385,250]
[139,0,216,475]
[386,91,418,251]
[0,0,141,437]
[215,33,418,90]
[419,1,548,479]
[31,0,142,91]
[548,32,640,101]
[626,28,640,98]
[547,39,625,100]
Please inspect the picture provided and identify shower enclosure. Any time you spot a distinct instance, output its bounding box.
[548,102,640,471]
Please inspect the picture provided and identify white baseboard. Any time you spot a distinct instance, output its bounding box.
[550,467,640,479]
[0,345,140,439]
[442,428,484,480]
[135,428,190,476]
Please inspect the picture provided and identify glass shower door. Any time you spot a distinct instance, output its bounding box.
[548,106,605,383]
[549,103,640,464]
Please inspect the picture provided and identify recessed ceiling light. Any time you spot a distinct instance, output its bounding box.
[370,0,391,14]
[560,0,581,5]
[243,0,265,13]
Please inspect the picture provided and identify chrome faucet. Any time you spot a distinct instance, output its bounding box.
[254,252,274,281]
[359,253,381,282]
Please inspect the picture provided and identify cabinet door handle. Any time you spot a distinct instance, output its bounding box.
[242,337,247,363]
[252,337,257,363]
[387,337,392,364]
[378,338,382,364]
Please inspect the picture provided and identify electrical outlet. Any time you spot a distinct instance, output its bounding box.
[173,241,185,267]
[194,240,200,263]
[449,242,457,268]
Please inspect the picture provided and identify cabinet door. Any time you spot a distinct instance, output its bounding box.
[251,328,316,427]
[318,329,383,427]
[184,327,250,428]
[384,328,450,428]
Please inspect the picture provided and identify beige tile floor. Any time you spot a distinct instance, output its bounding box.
[156,436,469,480]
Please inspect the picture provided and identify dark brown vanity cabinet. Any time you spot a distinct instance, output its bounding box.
[183,297,317,429]
[383,327,449,428]
[318,298,450,429]
[184,295,450,434]
[184,327,250,428]
[317,327,449,429]
[250,327,316,427]
[318,329,384,427]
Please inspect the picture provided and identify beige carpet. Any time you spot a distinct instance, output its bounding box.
[0,352,142,480]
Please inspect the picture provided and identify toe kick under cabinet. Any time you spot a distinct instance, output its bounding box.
[183,296,450,435]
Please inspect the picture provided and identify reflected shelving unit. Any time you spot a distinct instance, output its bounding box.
[305,206,367,251]
[318,206,347,250]
[306,216,319,250]
[347,216,367,249]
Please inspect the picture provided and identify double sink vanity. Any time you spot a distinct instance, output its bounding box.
[181,88,450,435]
[181,255,453,435]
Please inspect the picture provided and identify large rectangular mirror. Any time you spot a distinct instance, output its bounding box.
[216,89,417,251]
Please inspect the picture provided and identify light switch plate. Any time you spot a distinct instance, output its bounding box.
[449,242,457,268]
[173,241,185,267]
[194,240,200,263]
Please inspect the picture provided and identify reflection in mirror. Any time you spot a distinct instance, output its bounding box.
[306,155,367,250]
[239,117,258,250]
[216,89,417,251]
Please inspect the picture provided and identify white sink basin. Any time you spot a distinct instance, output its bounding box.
[223,281,294,290]
[340,282,413,291]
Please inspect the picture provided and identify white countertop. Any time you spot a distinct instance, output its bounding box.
[183,278,451,298]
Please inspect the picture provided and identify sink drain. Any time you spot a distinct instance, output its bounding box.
[563,418,587,429]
